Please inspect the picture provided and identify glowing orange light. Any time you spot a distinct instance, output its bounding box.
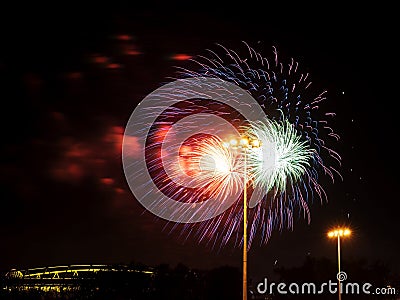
[115,188,125,194]
[107,63,121,69]
[171,54,192,61]
[100,178,114,185]
[327,227,352,238]
[343,229,351,236]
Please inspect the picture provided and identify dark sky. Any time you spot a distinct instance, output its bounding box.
[0,3,398,282]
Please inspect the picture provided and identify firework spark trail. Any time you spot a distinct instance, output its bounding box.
[123,42,342,249]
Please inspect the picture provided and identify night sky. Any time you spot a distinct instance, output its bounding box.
[1,3,398,282]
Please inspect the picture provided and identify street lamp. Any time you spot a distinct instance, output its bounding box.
[327,227,351,300]
[225,136,261,300]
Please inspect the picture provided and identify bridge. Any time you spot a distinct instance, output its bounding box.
[1,264,154,293]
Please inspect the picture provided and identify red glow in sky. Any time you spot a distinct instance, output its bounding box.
[171,53,192,61]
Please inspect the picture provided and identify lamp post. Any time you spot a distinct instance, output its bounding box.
[225,136,261,300]
[327,227,351,300]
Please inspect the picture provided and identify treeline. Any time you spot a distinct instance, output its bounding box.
[0,257,398,299]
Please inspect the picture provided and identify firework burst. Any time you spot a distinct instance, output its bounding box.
[245,117,314,198]
[123,42,342,249]
[174,43,341,247]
